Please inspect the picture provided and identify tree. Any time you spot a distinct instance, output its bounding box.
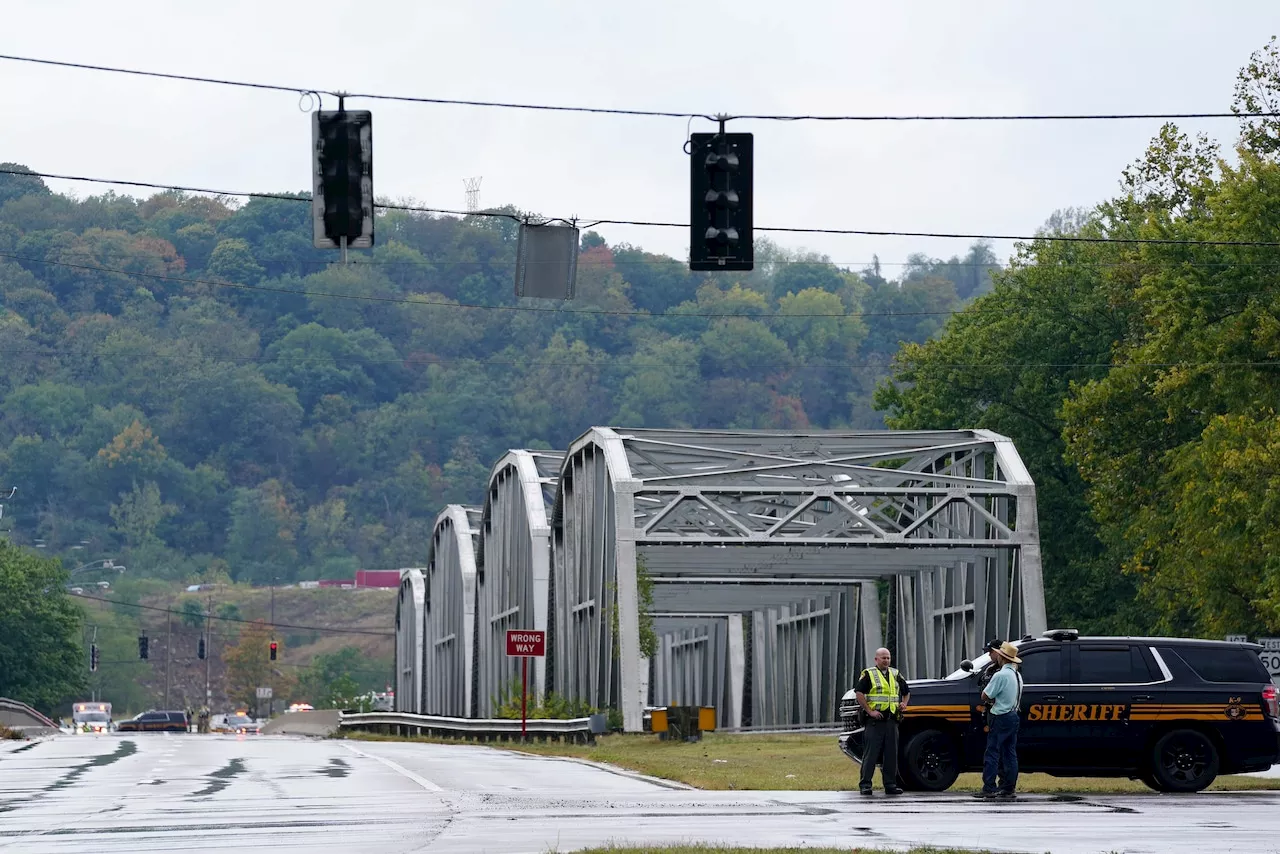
[179,598,205,630]
[222,619,287,716]
[298,645,388,708]
[0,540,85,712]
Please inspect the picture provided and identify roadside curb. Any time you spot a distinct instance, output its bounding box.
[500,749,696,790]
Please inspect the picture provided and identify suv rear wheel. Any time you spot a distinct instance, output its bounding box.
[1149,729,1219,792]
[901,729,960,792]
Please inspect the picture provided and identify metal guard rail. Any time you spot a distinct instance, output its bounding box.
[340,711,596,743]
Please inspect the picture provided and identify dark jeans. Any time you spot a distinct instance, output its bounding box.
[982,711,1020,793]
[860,717,899,790]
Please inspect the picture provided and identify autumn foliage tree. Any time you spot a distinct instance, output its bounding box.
[222,620,290,716]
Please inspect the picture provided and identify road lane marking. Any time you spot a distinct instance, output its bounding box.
[340,744,443,792]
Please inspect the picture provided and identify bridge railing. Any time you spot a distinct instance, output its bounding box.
[339,711,595,744]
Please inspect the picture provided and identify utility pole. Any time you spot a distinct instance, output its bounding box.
[89,625,98,702]
[269,579,277,718]
[164,608,172,708]
[204,592,213,713]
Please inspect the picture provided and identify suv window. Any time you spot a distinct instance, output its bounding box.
[1077,646,1153,684]
[140,712,163,722]
[1168,646,1271,683]
[166,712,186,723]
[1018,647,1064,683]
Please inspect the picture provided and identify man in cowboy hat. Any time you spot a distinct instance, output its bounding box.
[973,641,1023,800]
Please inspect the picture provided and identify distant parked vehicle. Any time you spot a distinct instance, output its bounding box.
[116,710,189,733]
[213,712,261,734]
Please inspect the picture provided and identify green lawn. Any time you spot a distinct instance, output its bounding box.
[345,731,1280,793]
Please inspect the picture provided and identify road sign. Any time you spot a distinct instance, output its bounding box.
[1225,634,1250,644]
[506,630,546,657]
[1258,638,1280,677]
[256,686,273,700]
[504,630,546,742]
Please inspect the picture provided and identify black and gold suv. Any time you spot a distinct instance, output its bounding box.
[838,630,1280,792]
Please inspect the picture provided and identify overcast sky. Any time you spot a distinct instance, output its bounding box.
[2,2,1272,273]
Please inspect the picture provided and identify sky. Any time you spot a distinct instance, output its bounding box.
[1,1,1273,273]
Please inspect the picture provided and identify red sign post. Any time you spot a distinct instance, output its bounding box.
[505,630,546,740]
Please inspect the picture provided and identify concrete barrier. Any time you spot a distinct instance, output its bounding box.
[260,709,341,737]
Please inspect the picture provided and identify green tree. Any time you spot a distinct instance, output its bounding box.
[0,540,85,712]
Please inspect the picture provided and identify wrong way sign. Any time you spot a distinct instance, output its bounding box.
[506,630,545,657]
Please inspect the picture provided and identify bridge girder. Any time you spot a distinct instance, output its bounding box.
[474,450,562,716]
[423,505,480,717]
[551,427,1044,732]
[394,568,426,714]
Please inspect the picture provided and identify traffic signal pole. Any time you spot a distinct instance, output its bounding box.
[164,608,172,709]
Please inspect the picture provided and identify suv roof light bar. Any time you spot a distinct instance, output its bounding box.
[1042,628,1080,641]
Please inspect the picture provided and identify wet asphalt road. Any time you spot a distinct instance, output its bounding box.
[1,735,1278,854]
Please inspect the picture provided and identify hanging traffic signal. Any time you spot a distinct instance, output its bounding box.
[269,641,278,661]
[197,637,206,660]
[312,105,374,250]
[138,635,149,660]
[89,643,99,672]
[689,131,753,271]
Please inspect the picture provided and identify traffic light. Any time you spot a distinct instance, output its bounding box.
[197,637,206,660]
[269,641,278,661]
[312,106,374,250]
[689,132,753,271]
[138,635,149,660]
[89,643,99,672]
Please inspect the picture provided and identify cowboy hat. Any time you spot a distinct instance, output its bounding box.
[994,641,1022,664]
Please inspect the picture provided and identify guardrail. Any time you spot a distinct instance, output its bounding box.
[0,697,60,733]
[717,722,844,735]
[339,711,596,744]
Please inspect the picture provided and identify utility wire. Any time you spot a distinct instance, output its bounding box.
[1,54,1276,123]
[8,166,1280,249]
[69,591,395,637]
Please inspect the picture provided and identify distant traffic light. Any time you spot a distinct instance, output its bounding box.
[689,131,754,272]
[312,106,374,250]
[138,635,149,660]
[197,637,206,660]
[89,643,99,672]
[269,641,278,661]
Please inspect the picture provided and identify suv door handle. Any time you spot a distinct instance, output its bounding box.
[1132,695,1152,702]
[1042,695,1065,702]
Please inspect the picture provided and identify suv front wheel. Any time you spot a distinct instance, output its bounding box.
[900,729,960,792]
[1149,729,1219,792]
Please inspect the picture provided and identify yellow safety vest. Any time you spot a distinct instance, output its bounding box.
[864,667,901,714]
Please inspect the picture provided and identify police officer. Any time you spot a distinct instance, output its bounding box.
[855,647,911,796]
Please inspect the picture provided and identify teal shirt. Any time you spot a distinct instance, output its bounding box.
[984,663,1021,715]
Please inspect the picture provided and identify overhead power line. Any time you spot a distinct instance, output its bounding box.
[7,167,1280,249]
[1,53,1275,123]
[69,590,394,637]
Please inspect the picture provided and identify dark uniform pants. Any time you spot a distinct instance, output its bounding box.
[860,716,898,790]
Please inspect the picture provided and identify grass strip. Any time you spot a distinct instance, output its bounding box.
[344,730,1280,794]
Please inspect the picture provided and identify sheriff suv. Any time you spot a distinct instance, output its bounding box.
[838,630,1280,792]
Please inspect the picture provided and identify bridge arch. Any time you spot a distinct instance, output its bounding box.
[473,450,562,716]
[422,505,480,717]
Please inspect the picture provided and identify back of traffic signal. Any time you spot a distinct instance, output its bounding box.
[309,107,752,273]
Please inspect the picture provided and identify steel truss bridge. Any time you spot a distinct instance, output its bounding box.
[396,428,1044,732]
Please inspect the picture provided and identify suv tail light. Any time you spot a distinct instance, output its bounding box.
[1263,685,1278,719]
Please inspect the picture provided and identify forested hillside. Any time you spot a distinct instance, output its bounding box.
[0,165,993,584]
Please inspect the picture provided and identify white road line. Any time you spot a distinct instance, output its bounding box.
[340,743,443,792]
